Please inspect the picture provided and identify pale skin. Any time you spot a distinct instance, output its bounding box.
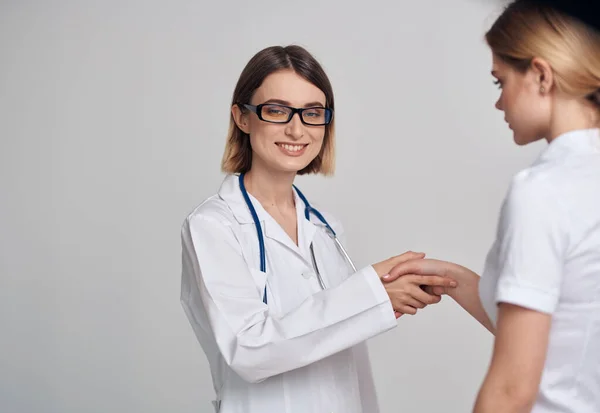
[385,54,600,413]
[231,69,456,319]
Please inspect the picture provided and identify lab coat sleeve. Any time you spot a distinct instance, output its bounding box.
[182,214,397,383]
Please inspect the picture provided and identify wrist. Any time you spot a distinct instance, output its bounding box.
[372,263,388,279]
[446,263,476,296]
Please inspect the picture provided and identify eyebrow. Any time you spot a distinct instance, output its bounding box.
[491,70,499,77]
[263,98,326,108]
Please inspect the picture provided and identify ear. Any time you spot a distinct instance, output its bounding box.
[530,57,554,93]
[232,104,251,134]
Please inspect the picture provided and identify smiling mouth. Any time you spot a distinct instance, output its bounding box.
[275,143,308,152]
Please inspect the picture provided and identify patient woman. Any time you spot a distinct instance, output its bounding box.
[386,1,600,412]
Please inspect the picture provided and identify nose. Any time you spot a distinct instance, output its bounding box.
[285,112,305,140]
[495,97,503,111]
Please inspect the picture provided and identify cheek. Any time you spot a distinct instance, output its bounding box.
[248,118,270,137]
[248,122,277,147]
[309,128,326,146]
[502,83,529,118]
[512,89,544,122]
[507,92,549,143]
[502,83,519,109]
[309,134,325,156]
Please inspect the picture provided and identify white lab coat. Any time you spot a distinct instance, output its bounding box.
[181,174,397,413]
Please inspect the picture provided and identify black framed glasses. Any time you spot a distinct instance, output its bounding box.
[240,103,333,126]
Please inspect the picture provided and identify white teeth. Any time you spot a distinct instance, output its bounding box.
[279,144,304,152]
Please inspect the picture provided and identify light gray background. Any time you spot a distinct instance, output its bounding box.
[1,0,544,412]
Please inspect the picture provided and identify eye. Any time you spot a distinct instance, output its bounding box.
[304,109,322,117]
[493,79,503,89]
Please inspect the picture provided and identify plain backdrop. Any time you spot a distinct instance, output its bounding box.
[0,0,546,412]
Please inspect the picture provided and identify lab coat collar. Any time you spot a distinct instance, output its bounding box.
[536,128,600,164]
[217,174,320,257]
[217,174,255,225]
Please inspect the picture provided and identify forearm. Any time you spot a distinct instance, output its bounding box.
[473,375,536,413]
[447,264,495,334]
[200,266,397,383]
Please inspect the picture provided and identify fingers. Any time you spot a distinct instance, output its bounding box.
[396,305,418,315]
[409,285,442,305]
[387,280,445,316]
[384,258,450,282]
[422,284,447,296]
[375,251,426,279]
[413,275,457,288]
[388,290,430,314]
[385,267,454,316]
[378,251,425,281]
[394,299,443,316]
[431,286,446,296]
[404,296,428,309]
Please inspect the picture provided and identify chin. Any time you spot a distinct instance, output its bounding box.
[513,135,530,146]
[278,156,316,172]
[287,163,312,173]
[273,160,312,174]
[511,129,538,146]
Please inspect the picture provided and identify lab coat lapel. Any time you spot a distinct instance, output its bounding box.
[295,191,318,259]
[218,174,312,265]
[260,187,318,267]
[262,191,308,262]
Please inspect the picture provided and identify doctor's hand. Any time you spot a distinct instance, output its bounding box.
[371,251,426,278]
[383,258,463,296]
[382,268,457,316]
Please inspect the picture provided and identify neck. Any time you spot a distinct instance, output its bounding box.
[547,98,600,142]
[244,164,297,209]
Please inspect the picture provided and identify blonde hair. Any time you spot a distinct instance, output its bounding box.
[221,45,335,176]
[485,0,600,109]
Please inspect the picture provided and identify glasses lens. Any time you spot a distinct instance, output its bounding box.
[302,108,331,125]
[260,104,292,123]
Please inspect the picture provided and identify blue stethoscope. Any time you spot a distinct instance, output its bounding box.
[239,173,357,304]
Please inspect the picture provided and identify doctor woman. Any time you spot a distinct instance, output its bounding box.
[180,45,457,413]
[385,1,600,412]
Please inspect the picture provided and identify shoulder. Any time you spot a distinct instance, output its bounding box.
[504,166,560,212]
[496,166,567,234]
[182,195,237,235]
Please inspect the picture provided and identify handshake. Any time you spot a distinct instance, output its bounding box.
[372,251,460,319]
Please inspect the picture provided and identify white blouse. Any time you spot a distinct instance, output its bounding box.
[480,128,600,412]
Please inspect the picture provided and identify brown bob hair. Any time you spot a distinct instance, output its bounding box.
[221,45,336,176]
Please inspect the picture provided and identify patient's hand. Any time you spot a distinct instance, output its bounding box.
[384,258,461,288]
